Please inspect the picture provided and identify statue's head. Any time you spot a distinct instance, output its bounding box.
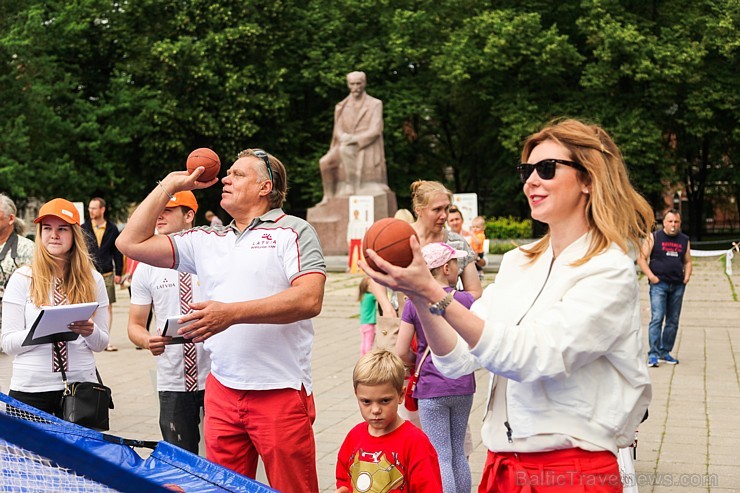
[347,71,367,97]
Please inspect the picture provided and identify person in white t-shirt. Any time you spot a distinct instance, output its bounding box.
[127,191,210,454]
[1,198,109,417]
[117,148,326,493]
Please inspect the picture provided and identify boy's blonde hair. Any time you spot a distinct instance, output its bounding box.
[472,216,486,229]
[352,349,405,393]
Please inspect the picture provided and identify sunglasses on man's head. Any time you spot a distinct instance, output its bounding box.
[516,159,585,183]
[253,149,273,182]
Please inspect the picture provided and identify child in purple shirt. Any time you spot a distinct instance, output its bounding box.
[395,242,476,493]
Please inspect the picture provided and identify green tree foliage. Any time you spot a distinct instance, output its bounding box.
[0,1,162,214]
[485,216,533,240]
[574,0,739,238]
[1,0,737,237]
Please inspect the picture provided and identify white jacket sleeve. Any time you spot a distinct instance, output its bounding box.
[432,260,504,379]
[81,275,110,352]
[431,335,481,379]
[1,300,33,355]
[471,254,639,383]
[1,270,34,356]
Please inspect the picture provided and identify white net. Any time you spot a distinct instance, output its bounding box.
[0,439,120,492]
[0,402,122,493]
[4,402,54,424]
[0,393,271,493]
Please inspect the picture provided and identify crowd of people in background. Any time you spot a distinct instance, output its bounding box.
[1,117,692,492]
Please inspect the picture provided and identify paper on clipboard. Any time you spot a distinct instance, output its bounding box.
[161,315,195,345]
[21,302,99,346]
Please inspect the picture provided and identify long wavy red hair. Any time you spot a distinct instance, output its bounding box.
[521,119,654,265]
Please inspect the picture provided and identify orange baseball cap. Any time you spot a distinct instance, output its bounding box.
[34,198,81,225]
[165,191,199,213]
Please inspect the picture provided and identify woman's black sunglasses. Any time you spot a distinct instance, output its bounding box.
[516,159,585,183]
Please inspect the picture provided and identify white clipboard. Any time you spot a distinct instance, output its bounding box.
[161,316,195,345]
[21,302,99,346]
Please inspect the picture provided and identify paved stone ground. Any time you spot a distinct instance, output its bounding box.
[1,256,738,492]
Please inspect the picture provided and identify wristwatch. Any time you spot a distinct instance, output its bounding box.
[428,292,454,315]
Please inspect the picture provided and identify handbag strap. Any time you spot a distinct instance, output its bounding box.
[52,341,69,391]
[413,346,431,378]
[52,341,106,394]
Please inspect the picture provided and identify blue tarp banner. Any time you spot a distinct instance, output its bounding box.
[0,392,277,493]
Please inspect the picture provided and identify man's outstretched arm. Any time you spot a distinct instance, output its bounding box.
[117,169,216,268]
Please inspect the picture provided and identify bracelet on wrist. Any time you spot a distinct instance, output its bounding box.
[156,180,175,200]
[428,291,454,316]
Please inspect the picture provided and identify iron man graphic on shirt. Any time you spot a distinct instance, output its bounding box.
[348,449,405,493]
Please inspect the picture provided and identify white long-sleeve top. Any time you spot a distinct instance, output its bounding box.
[1,266,109,392]
[433,233,651,454]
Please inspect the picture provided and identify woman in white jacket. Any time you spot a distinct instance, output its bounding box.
[363,119,653,492]
[1,198,109,416]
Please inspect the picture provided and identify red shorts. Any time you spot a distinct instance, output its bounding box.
[204,374,318,493]
[479,448,622,492]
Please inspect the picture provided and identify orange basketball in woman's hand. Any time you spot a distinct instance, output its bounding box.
[186,148,221,182]
[362,218,418,272]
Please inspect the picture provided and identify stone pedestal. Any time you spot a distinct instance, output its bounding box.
[307,188,397,256]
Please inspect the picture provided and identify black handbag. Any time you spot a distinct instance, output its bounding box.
[53,343,114,431]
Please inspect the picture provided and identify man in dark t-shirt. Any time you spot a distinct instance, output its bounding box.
[637,210,692,367]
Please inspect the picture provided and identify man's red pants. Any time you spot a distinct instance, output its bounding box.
[204,374,319,493]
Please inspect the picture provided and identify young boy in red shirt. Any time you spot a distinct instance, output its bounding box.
[335,350,443,493]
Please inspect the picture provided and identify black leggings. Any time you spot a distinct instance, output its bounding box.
[8,389,64,418]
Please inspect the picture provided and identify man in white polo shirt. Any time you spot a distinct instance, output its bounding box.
[116,149,326,493]
[126,191,210,454]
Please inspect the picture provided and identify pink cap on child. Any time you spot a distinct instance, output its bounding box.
[421,242,467,269]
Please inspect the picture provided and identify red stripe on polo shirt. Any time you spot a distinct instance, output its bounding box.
[173,226,233,237]
[166,236,176,269]
[291,271,327,285]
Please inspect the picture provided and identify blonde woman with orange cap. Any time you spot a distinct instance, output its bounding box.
[1,198,109,417]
